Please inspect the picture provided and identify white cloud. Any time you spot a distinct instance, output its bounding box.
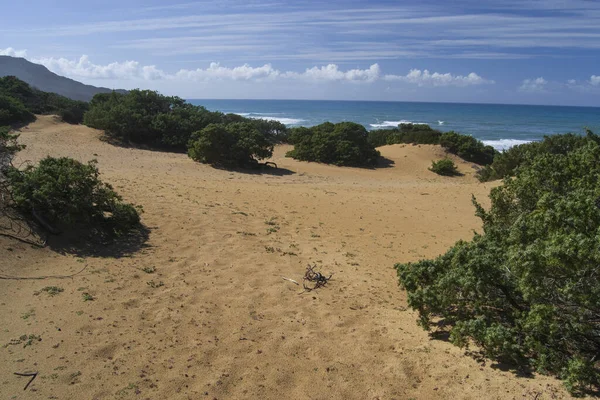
[174,62,280,81]
[383,69,493,86]
[33,55,166,80]
[518,77,548,92]
[590,75,600,86]
[0,47,27,57]
[9,52,494,92]
[284,64,381,82]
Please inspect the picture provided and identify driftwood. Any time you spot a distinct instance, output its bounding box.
[302,264,333,292]
[14,372,38,391]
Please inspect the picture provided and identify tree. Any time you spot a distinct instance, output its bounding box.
[395,141,600,394]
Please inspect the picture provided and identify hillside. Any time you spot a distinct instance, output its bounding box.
[0,116,575,399]
[0,56,126,101]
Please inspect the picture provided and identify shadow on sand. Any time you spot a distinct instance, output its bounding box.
[46,224,152,258]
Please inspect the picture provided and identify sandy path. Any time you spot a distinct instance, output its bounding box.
[0,116,572,399]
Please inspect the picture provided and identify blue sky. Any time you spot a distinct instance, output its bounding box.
[2,0,600,106]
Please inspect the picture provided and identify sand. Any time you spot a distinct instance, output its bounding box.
[0,116,573,399]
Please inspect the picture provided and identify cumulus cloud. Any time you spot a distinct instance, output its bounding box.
[29,55,385,83]
[590,75,600,86]
[284,64,381,82]
[33,55,165,80]
[0,47,27,57]
[7,51,493,91]
[518,77,548,92]
[174,62,280,81]
[383,69,493,86]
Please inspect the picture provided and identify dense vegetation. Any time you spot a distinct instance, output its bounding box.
[0,76,88,124]
[286,122,380,167]
[367,123,442,147]
[83,90,287,151]
[368,123,497,166]
[477,131,600,182]
[188,122,275,167]
[395,140,600,394]
[6,157,140,236]
[429,158,459,176]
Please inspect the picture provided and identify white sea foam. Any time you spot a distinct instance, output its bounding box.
[253,116,304,125]
[234,113,304,125]
[482,139,533,151]
[370,120,427,128]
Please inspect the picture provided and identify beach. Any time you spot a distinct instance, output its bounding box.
[0,116,574,399]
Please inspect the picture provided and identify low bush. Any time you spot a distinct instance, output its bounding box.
[187,122,274,167]
[395,141,600,394]
[477,131,599,182]
[368,124,442,147]
[0,94,35,126]
[439,131,496,165]
[429,158,459,176]
[287,122,380,167]
[7,157,140,236]
[84,90,288,150]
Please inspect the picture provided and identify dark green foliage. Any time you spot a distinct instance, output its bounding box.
[0,76,88,124]
[477,131,600,182]
[7,157,140,236]
[367,128,397,147]
[0,126,25,177]
[84,89,288,151]
[439,131,497,165]
[429,158,459,176]
[368,124,442,147]
[187,122,274,167]
[395,142,600,394]
[286,122,380,167]
[0,94,35,126]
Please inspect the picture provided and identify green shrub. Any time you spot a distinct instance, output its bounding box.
[1,126,25,171]
[440,131,497,165]
[429,158,459,176]
[287,122,380,167]
[367,128,397,147]
[7,157,140,236]
[187,122,274,167]
[0,94,35,126]
[0,76,88,124]
[368,124,443,148]
[395,142,600,394]
[84,90,288,151]
[478,131,599,182]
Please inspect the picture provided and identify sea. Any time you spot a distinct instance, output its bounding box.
[188,99,600,151]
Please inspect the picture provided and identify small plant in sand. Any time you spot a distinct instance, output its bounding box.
[147,280,164,288]
[141,266,156,274]
[429,158,459,176]
[82,292,94,301]
[40,286,64,296]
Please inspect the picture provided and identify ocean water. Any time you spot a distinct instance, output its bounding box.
[188,99,600,150]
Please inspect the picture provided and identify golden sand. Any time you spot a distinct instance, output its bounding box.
[0,116,572,399]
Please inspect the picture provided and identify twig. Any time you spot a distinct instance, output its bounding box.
[14,371,38,391]
[281,276,299,285]
[0,264,89,280]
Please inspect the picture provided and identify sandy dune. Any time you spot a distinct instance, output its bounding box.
[0,116,573,399]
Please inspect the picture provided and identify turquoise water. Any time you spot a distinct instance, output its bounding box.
[188,99,600,150]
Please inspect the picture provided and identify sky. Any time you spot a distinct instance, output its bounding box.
[2,0,600,106]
